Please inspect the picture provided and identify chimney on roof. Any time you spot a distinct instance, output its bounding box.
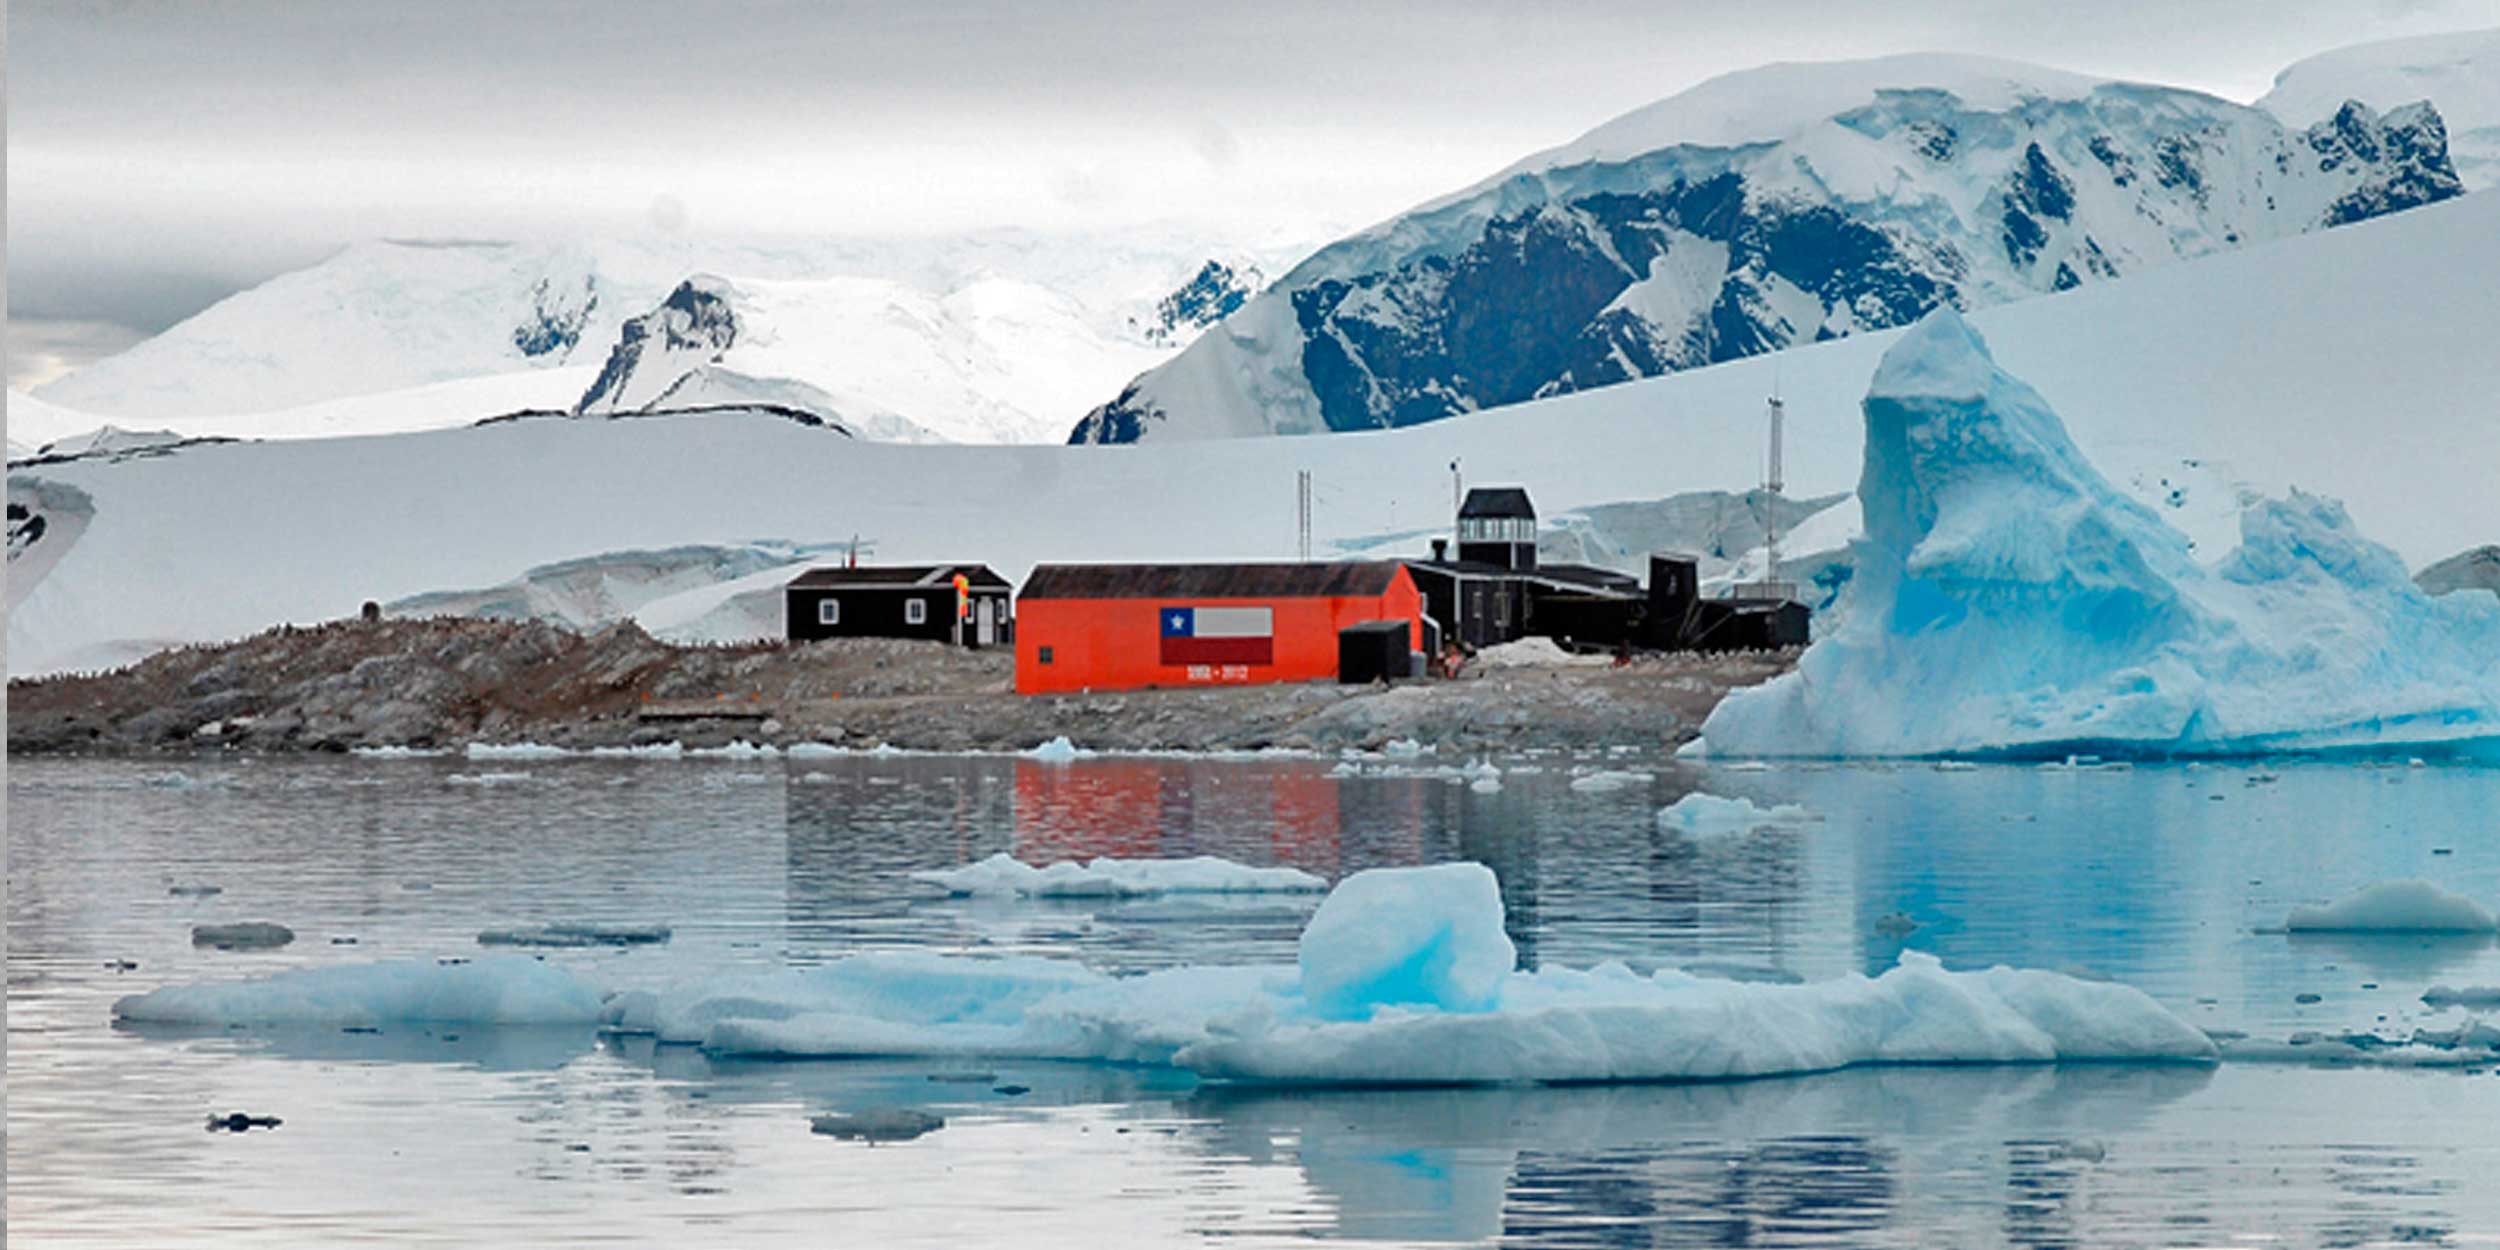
[1430,538,1448,562]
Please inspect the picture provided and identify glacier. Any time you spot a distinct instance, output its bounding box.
[117,864,2217,1084]
[1699,308,2500,759]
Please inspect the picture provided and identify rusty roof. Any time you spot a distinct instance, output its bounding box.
[1020,561,1405,601]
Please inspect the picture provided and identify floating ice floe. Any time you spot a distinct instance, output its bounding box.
[1020,736,1090,763]
[1701,309,2500,759]
[2281,880,2498,933]
[119,864,2216,1083]
[1567,769,1650,793]
[2212,1022,2500,1067]
[589,742,686,759]
[690,740,779,759]
[113,955,607,1026]
[464,742,571,761]
[476,922,674,949]
[1656,793,1823,835]
[909,853,1328,898]
[350,745,446,759]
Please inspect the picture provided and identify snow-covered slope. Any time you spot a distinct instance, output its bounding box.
[1073,52,2463,443]
[570,272,1166,443]
[2262,28,2500,189]
[1698,310,2500,758]
[33,231,1288,445]
[7,390,119,455]
[10,191,2497,677]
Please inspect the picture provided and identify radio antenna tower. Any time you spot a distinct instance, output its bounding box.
[1763,389,1786,585]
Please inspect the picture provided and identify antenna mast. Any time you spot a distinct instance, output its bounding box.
[1764,392,1786,584]
[1296,469,1312,562]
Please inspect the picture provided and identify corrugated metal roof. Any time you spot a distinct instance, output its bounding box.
[1458,486,1535,519]
[787,564,1010,590]
[1021,561,1404,600]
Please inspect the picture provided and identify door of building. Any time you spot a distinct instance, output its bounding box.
[976,597,996,646]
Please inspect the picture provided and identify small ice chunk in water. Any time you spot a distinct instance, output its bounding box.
[1020,736,1089,763]
[909,853,1324,898]
[1656,793,1822,835]
[1567,770,1648,793]
[1295,863,1515,1019]
[2283,880,2498,933]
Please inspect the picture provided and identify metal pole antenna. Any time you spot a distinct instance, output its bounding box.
[1764,394,1785,584]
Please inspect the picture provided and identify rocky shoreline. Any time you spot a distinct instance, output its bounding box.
[6,617,1797,758]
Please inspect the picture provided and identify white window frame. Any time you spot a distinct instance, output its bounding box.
[817,598,840,626]
[905,598,928,625]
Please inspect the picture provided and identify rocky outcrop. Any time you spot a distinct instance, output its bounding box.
[573,278,741,414]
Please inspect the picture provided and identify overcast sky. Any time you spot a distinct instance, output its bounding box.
[10,0,2497,388]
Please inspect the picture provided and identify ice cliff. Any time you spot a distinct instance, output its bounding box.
[1700,309,2500,758]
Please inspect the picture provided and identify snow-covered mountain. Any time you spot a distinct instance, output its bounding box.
[1072,52,2464,443]
[2262,28,2500,189]
[10,188,2495,677]
[31,231,1299,445]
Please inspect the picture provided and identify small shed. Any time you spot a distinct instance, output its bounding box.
[1016,562,1423,694]
[1337,620,1416,684]
[785,563,1013,647]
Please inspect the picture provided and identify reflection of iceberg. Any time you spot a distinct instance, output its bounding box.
[1187,1063,2211,1243]
[110,1020,599,1073]
[1702,310,2500,758]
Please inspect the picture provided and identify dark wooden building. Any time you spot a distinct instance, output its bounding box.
[1408,485,1645,650]
[1643,554,1812,652]
[1407,486,1812,654]
[785,563,1014,647]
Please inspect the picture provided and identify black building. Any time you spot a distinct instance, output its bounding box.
[1456,486,1538,569]
[1407,486,1812,655]
[784,563,1014,647]
[1644,553,1812,652]
[1409,486,1645,650]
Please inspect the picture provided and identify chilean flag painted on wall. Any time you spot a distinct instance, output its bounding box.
[1159,606,1274,666]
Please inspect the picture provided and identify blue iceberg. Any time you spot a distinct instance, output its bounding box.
[1702,309,2500,758]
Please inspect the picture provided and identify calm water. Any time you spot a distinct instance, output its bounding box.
[9,751,2500,1248]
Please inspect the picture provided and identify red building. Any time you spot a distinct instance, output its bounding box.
[1015,562,1423,695]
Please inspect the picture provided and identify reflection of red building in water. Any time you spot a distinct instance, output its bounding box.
[1014,562,1423,695]
[1012,758,1346,875]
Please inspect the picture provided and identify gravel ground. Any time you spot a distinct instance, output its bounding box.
[7,617,1796,756]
